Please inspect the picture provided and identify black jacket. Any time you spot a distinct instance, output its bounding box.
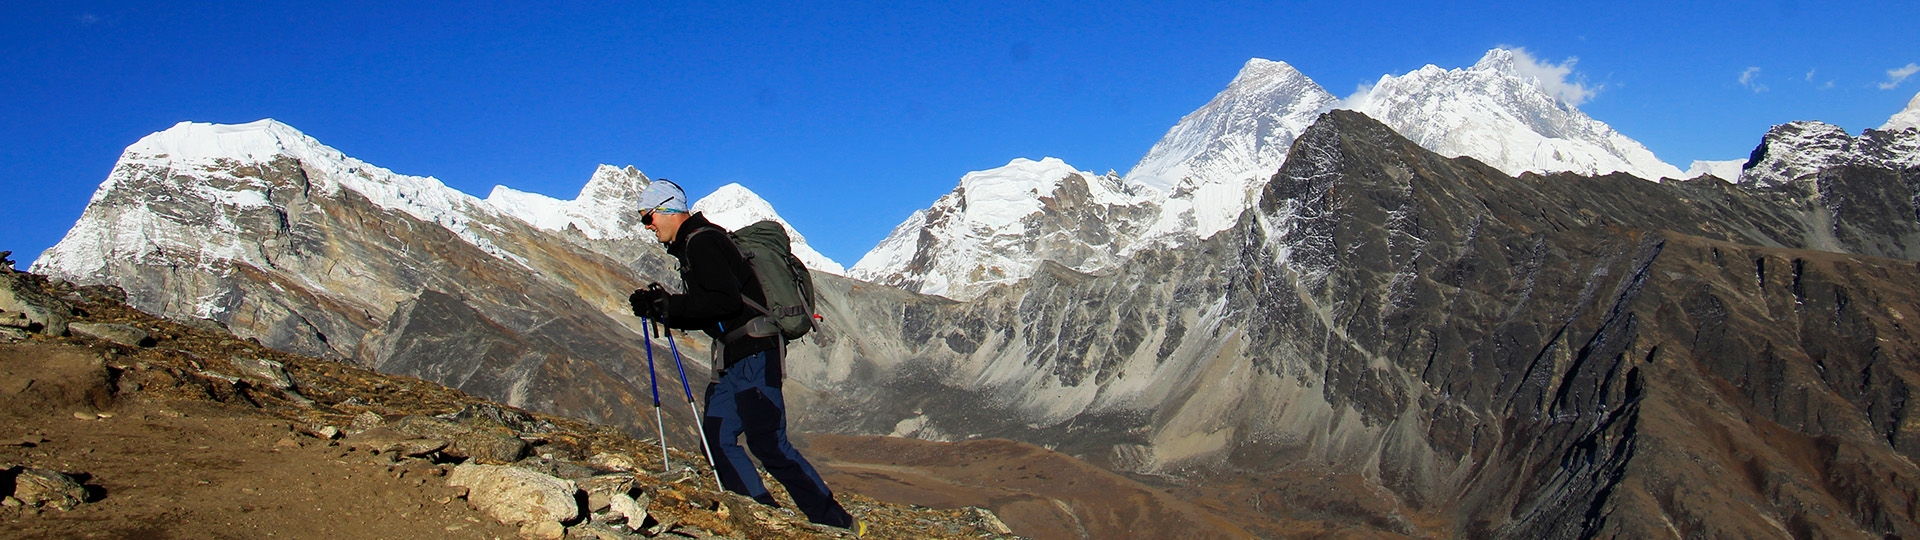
[662,212,779,366]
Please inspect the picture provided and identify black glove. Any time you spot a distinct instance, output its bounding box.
[628,283,669,321]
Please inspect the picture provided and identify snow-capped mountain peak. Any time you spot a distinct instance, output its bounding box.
[853,48,1701,301]
[37,119,530,281]
[691,183,846,275]
[1347,47,1684,182]
[1121,58,1340,247]
[1884,91,1920,133]
[486,164,651,240]
[1686,159,1748,181]
[1125,58,1338,196]
[1740,120,1920,188]
[850,157,1156,300]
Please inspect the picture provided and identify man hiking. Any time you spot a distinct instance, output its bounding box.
[625,179,861,533]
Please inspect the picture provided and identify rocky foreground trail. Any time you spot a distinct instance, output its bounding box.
[0,268,1017,540]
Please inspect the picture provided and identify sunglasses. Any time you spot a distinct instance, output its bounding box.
[641,208,677,226]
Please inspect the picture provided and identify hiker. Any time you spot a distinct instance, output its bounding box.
[626,179,859,531]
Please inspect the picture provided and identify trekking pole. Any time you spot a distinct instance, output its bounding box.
[641,316,669,474]
[662,321,725,491]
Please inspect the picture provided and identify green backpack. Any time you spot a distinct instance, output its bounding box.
[698,220,819,340]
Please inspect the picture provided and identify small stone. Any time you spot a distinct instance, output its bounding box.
[317,426,341,440]
[275,437,301,448]
[587,491,611,513]
[73,412,98,421]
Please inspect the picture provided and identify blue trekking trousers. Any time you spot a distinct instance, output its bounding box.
[702,349,853,527]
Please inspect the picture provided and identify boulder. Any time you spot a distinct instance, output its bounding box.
[971,507,1013,535]
[606,492,651,532]
[389,415,528,464]
[68,322,153,348]
[230,357,297,390]
[517,520,565,540]
[342,427,446,457]
[347,411,384,434]
[391,415,467,439]
[586,452,637,472]
[0,273,69,336]
[9,467,88,510]
[577,474,634,498]
[445,464,581,527]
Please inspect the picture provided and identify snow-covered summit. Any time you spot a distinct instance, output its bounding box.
[1123,59,1339,244]
[1346,48,1685,182]
[1884,91,1920,133]
[850,157,1156,300]
[691,183,845,275]
[1126,59,1338,195]
[1686,159,1747,182]
[36,119,526,280]
[487,165,651,240]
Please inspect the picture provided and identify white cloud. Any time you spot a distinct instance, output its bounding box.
[1740,67,1768,93]
[1507,48,1598,106]
[1880,63,1919,90]
[1340,82,1375,109]
[1805,69,1815,81]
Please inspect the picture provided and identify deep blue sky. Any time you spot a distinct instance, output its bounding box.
[5,1,1917,269]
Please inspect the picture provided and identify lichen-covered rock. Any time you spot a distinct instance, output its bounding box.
[68,322,152,347]
[342,426,446,457]
[445,464,581,527]
[231,357,296,390]
[10,468,88,510]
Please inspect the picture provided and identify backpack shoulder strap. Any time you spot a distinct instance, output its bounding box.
[685,226,775,319]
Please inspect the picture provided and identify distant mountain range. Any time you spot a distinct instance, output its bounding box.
[29,48,1920,538]
[853,48,1699,300]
